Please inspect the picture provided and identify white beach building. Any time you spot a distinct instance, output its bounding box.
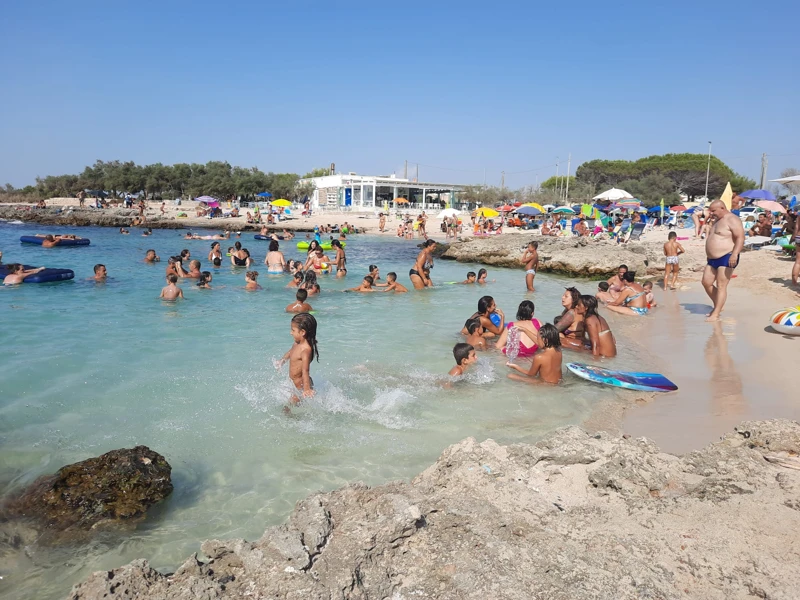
[301,173,466,212]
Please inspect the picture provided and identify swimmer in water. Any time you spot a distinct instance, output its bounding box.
[460,271,477,284]
[449,343,477,377]
[336,267,347,278]
[176,259,202,279]
[197,271,213,289]
[91,264,107,281]
[119,227,129,235]
[383,272,408,293]
[159,273,184,301]
[3,264,45,285]
[463,318,487,350]
[506,323,562,384]
[286,288,313,313]
[245,270,262,290]
[349,275,376,292]
[476,268,493,284]
[144,249,160,263]
[277,312,319,403]
[288,271,304,288]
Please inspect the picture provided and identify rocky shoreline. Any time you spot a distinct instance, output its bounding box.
[71,419,800,600]
[439,234,707,278]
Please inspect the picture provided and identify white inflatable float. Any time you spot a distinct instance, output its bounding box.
[770,307,800,335]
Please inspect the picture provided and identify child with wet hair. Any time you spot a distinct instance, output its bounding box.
[506,323,562,384]
[464,317,487,350]
[245,271,261,290]
[449,343,477,377]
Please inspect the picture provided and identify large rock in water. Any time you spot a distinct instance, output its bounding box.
[3,446,171,536]
[71,420,800,599]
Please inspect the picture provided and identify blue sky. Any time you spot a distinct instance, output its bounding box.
[1,0,797,189]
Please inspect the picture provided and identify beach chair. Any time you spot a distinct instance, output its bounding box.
[627,222,646,241]
[570,218,580,235]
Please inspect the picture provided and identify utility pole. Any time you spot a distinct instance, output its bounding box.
[555,159,560,203]
[404,160,408,180]
[565,153,571,202]
[759,153,768,189]
[483,168,486,189]
[704,141,712,200]
[501,171,505,189]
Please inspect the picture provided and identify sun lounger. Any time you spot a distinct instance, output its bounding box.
[627,222,646,241]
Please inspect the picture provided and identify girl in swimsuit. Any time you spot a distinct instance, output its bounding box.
[461,295,505,338]
[555,287,585,349]
[607,272,648,316]
[579,295,616,357]
[197,271,213,289]
[409,240,436,289]
[494,300,542,358]
[264,240,287,274]
[208,242,222,263]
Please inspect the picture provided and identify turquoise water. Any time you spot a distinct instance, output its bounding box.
[0,223,646,598]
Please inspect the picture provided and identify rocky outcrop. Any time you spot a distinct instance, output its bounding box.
[3,446,172,541]
[71,420,800,599]
[439,235,707,277]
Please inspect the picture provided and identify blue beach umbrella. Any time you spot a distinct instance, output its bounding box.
[740,189,776,201]
[514,205,542,216]
[647,206,662,214]
[256,191,273,198]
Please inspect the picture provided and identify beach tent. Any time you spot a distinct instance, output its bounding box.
[593,187,634,201]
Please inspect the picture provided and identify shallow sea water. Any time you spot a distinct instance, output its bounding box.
[0,223,648,598]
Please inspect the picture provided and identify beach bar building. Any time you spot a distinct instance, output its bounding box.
[301,173,466,212]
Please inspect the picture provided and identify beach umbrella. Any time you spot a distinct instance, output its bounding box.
[522,202,546,212]
[740,189,776,201]
[514,206,542,216]
[195,195,217,203]
[613,200,641,210]
[498,204,515,212]
[670,205,688,212]
[271,199,292,207]
[755,200,787,213]
[513,201,522,207]
[770,175,800,185]
[552,206,575,214]
[475,207,500,218]
[647,206,662,214]
[205,201,220,208]
[437,208,460,219]
[256,191,273,198]
[790,196,798,210]
[543,204,556,211]
[593,187,634,201]
[395,198,409,204]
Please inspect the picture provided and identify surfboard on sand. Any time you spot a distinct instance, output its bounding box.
[566,362,678,393]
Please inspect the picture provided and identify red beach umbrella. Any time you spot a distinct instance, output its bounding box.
[498,205,515,212]
[513,202,522,207]
[670,205,688,212]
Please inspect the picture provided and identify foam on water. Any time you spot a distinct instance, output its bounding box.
[0,223,647,599]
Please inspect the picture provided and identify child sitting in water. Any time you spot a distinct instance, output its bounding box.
[449,343,477,377]
[384,272,408,293]
[643,281,658,308]
[476,268,493,284]
[286,288,313,313]
[160,273,184,301]
[464,318,487,350]
[349,275,376,292]
[308,283,321,296]
[287,271,304,288]
[277,312,319,403]
[245,271,261,290]
[197,271,213,289]
[596,281,615,304]
[506,323,562,384]
[460,271,477,284]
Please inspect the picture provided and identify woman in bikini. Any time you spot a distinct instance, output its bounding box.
[607,272,648,316]
[461,295,505,338]
[231,243,251,267]
[331,239,346,273]
[305,248,331,274]
[578,295,616,357]
[264,240,287,274]
[494,300,542,359]
[208,242,223,263]
[409,239,436,289]
[555,287,586,349]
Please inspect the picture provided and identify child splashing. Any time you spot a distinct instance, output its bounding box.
[277,313,319,404]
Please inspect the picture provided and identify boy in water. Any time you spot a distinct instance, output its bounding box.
[464,318,487,350]
[245,271,262,290]
[460,271,477,284]
[448,343,477,377]
[595,281,614,304]
[286,288,313,313]
[349,275,376,292]
[383,272,408,293]
[506,323,562,384]
[277,313,319,403]
[160,273,184,300]
[663,231,685,290]
[91,264,107,281]
[643,281,658,308]
[521,241,539,292]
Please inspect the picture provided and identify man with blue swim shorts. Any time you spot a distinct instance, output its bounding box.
[703,200,745,322]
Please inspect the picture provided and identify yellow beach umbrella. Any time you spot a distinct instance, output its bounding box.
[395,198,409,204]
[475,207,499,218]
[522,202,545,212]
[719,182,733,210]
[271,199,292,207]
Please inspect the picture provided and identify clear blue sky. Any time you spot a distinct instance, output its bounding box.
[1,0,797,189]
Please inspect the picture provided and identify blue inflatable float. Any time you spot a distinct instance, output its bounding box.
[20,236,90,246]
[0,264,74,283]
[254,234,285,240]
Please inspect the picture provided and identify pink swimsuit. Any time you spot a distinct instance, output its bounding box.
[502,319,542,357]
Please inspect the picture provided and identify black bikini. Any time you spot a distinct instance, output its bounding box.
[233,256,247,266]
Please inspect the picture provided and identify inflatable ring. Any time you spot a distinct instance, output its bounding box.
[297,241,345,250]
[770,307,800,335]
[20,235,90,246]
[0,264,74,283]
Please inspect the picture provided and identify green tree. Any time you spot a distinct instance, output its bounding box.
[302,167,330,178]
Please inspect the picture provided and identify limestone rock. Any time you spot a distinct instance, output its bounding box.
[71,420,800,600]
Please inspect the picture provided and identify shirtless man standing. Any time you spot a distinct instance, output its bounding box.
[703,200,745,322]
[792,210,800,287]
[521,241,539,292]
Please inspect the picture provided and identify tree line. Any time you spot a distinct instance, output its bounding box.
[1,161,331,202]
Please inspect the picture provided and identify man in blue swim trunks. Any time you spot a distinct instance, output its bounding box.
[703,200,745,322]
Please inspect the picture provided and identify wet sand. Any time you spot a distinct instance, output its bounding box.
[620,257,799,454]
